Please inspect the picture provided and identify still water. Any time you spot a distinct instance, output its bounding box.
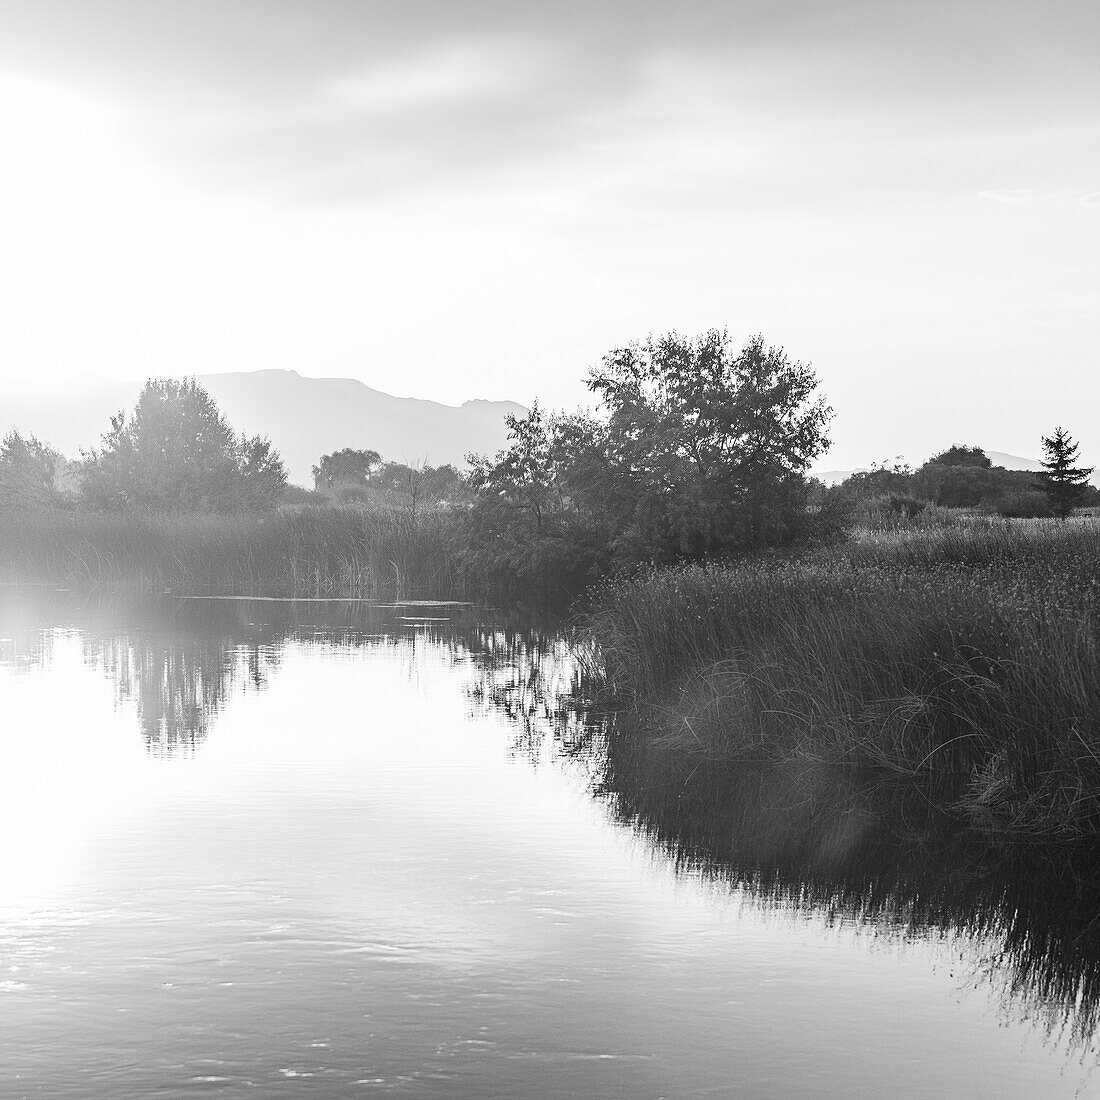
[1,591,1097,1097]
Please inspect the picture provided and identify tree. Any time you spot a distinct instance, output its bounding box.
[1038,427,1094,519]
[837,460,914,499]
[463,403,609,591]
[467,402,559,532]
[312,447,381,491]
[0,430,66,509]
[81,378,286,512]
[927,445,992,469]
[579,330,833,561]
[463,330,834,585]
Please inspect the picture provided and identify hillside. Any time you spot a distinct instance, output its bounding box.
[0,370,526,485]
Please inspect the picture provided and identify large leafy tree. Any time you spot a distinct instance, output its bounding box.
[81,378,286,512]
[1038,427,1094,519]
[579,330,833,561]
[464,330,833,584]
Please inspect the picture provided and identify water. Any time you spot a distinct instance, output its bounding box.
[1,591,1097,1097]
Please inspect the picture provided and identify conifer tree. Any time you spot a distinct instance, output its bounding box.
[1038,427,1093,519]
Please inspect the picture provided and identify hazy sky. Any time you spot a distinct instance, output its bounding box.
[0,0,1097,469]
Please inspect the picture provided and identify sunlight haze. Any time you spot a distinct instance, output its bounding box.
[0,0,1097,470]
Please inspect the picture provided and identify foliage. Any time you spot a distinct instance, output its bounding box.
[0,430,67,509]
[310,449,469,515]
[462,402,610,595]
[995,489,1054,519]
[464,331,834,586]
[370,461,468,512]
[835,460,914,499]
[927,444,992,468]
[834,444,1093,517]
[582,330,832,561]
[80,378,286,513]
[1038,426,1094,519]
[312,447,381,490]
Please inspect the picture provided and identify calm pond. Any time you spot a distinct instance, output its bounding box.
[1,591,1098,1097]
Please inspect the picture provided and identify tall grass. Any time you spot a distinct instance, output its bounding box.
[582,520,1100,837]
[0,505,467,598]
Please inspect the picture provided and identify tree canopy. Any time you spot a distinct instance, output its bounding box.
[463,330,833,583]
[579,330,833,560]
[0,430,65,509]
[927,445,992,468]
[312,447,382,490]
[81,378,286,512]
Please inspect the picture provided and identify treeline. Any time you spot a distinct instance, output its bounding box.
[0,331,838,596]
[0,378,468,518]
[831,438,1098,524]
[2,330,1097,599]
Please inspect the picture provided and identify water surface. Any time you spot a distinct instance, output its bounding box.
[1,591,1097,1097]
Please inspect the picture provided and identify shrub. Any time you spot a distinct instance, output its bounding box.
[996,490,1054,519]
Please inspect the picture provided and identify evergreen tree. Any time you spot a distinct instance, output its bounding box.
[1038,427,1094,519]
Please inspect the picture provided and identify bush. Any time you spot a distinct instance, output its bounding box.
[996,490,1054,519]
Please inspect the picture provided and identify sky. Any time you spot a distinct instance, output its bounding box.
[0,0,1097,471]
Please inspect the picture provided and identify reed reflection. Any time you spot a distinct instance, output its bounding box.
[465,623,1100,1055]
[607,738,1100,1049]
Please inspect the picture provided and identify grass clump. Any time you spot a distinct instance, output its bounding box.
[582,520,1100,838]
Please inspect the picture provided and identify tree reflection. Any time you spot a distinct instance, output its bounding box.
[93,635,281,753]
[459,612,602,763]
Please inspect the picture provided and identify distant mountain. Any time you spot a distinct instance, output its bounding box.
[985,450,1043,473]
[813,450,1045,487]
[0,370,526,485]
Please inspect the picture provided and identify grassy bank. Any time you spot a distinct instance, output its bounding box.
[582,521,1100,837]
[0,506,466,597]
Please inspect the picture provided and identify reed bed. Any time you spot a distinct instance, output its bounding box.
[0,506,466,598]
[582,520,1100,837]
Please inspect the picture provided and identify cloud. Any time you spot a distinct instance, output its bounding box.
[978,188,1035,204]
[978,187,1100,209]
[318,42,540,117]
[2,0,1098,211]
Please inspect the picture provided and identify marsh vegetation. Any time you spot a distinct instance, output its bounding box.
[582,520,1100,837]
[4,331,1100,841]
